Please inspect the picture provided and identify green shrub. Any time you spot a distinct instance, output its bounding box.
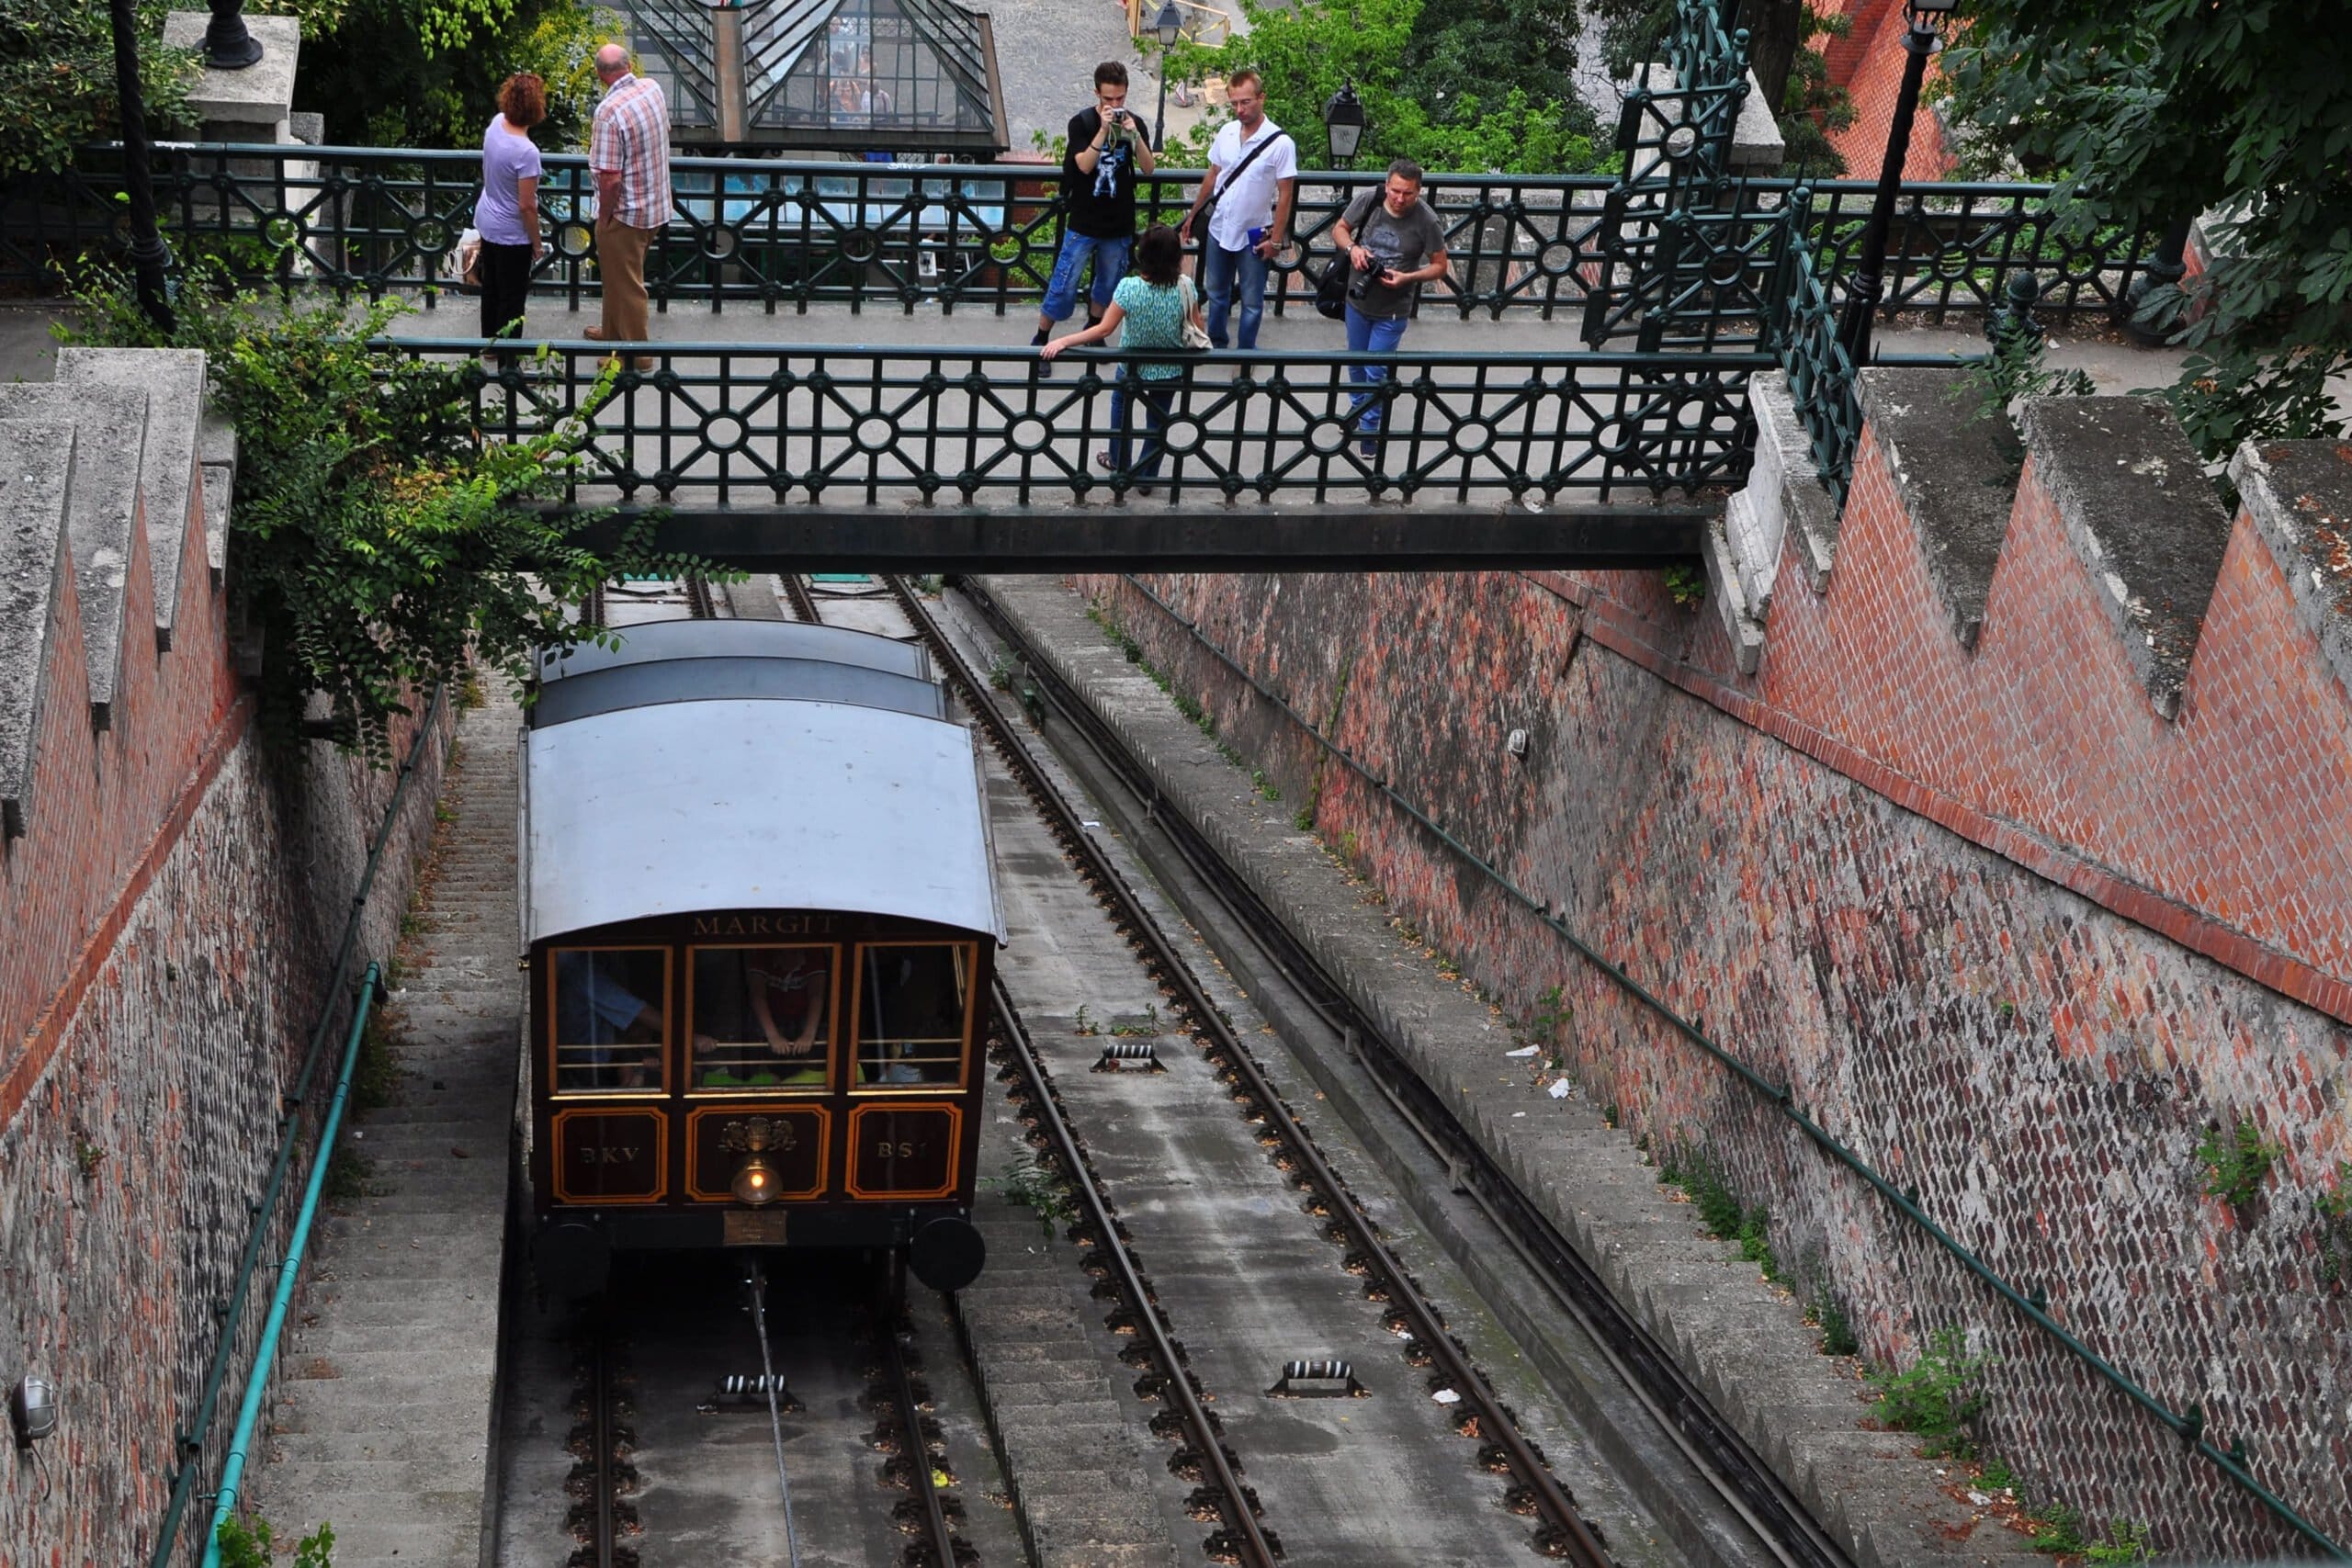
[1865,1325,1993,1458]
[65,261,714,762]
[219,1515,334,1568]
[0,0,198,179]
[2197,1117,2279,1207]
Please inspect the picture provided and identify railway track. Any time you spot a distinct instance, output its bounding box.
[942,576,1852,1568]
[876,575,1625,1567]
[521,572,971,1568]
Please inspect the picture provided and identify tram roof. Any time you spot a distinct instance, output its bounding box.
[521,697,1004,946]
[537,617,932,684]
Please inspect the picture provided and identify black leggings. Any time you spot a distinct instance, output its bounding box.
[479,241,534,360]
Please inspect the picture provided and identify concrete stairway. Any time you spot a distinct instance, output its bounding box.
[252,682,522,1565]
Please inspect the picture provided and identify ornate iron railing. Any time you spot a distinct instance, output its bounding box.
[387,336,1769,505]
[5,142,2157,324]
[1767,210,1864,508]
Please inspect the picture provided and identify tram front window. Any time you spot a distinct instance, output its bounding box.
[855,943,969,1087]
[691,945,834,1089]
[550,948,669,1093]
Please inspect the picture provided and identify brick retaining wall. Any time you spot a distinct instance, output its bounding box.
[1069,423,2351,1557]
[0,359,451,1566]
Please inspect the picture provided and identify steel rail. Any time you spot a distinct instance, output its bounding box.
[895,579,1611,1566]
[957,578,1849,1568]
[778,571,820,624]
[877,1297,961,1568]
[592,1314,617,1568]
[872,581,1272,1565]
[987,979,1277,1568]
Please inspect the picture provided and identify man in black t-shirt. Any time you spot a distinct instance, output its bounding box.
[1030,62,1159,353]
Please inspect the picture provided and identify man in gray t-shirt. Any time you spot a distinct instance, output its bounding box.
[1330,159,1451,455]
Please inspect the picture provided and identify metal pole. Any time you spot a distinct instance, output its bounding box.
[203,0,265,69]
[1155,69,1170,152]
[2125,217,2192,345]
[107,0,176,333]
[1833,17,1934,367]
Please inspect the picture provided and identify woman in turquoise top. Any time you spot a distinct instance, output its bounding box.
[1042,224,1202,491]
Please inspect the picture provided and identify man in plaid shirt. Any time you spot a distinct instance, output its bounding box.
[586,43,672,368]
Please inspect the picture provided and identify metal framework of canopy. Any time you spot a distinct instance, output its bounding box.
[628,0,1010,154]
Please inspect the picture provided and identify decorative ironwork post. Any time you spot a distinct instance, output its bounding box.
[107,0,175,332]
[2125,217,2192,345]
[1834,0,1957,367]
[204,0,265,68]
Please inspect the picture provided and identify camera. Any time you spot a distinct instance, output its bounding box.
[1346,262,1373,301]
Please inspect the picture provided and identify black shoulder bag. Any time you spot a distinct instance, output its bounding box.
[1315,187,1380,320]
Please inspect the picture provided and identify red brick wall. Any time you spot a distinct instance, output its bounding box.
[1067,423,2351,1556]
[0,472,240,1126]
[1817,0,1955,179]
[0,453,451,1567]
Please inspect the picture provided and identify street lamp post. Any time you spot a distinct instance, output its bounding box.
[1322,82,1366,167]
[107,0,175,332]
[1835,0,1958,367]
[203,0,265,69]
[1152,0,1182,151]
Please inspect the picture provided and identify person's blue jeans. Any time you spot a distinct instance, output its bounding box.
[1110,368,1176,481]
[1041,231,1133,323]
[1344,303,1410,435]
[1203,241,1272,349]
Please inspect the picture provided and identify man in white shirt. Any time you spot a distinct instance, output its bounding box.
[1179,69,1298,350]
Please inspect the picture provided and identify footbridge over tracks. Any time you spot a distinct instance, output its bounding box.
[4,136,2167,572]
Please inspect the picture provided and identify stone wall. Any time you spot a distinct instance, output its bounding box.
[0,351,450,1567]
[1069,395,2351,1558]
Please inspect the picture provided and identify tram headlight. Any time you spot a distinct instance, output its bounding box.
[732,1153,781,1205]
[720,1115,792,1206]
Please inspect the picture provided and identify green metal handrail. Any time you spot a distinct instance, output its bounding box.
[148,686,446,1568]
[1110,573,2348,1560]
[198,962,380,1566]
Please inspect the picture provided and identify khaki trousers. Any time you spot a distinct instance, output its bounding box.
[595,217,655,344]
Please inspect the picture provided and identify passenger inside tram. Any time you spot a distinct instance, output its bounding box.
[552,948,669,1091]
[692,945,832,1088]
[856,944,968,1085]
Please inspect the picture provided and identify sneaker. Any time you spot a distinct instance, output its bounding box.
[1358,438,1378,461]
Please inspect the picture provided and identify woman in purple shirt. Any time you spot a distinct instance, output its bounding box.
[475,73,547,364]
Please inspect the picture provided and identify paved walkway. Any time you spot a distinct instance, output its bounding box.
[251,681,522,1565]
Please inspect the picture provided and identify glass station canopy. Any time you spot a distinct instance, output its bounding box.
[627,0,1010,155]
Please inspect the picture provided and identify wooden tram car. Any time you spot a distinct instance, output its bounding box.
[516,618,1004,1299]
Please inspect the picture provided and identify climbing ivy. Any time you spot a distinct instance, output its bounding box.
[64,261,717,762]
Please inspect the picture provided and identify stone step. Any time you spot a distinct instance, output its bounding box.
[270,1376,491,1426]
[308,1240,501,1282]
[256,1427,473,1467]
[277,1346,498,1382]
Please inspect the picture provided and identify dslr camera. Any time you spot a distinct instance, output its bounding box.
[1346,257,1374,301]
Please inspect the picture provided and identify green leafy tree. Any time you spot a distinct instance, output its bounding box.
[1939,0,2352,457]
[272,0,622,151]
[65,261,712,759]
[1586,0,1849,175]
[1165,0,1606,175]
[0,0,198,178]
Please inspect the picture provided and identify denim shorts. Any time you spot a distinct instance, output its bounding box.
[1041,231,1133,322]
